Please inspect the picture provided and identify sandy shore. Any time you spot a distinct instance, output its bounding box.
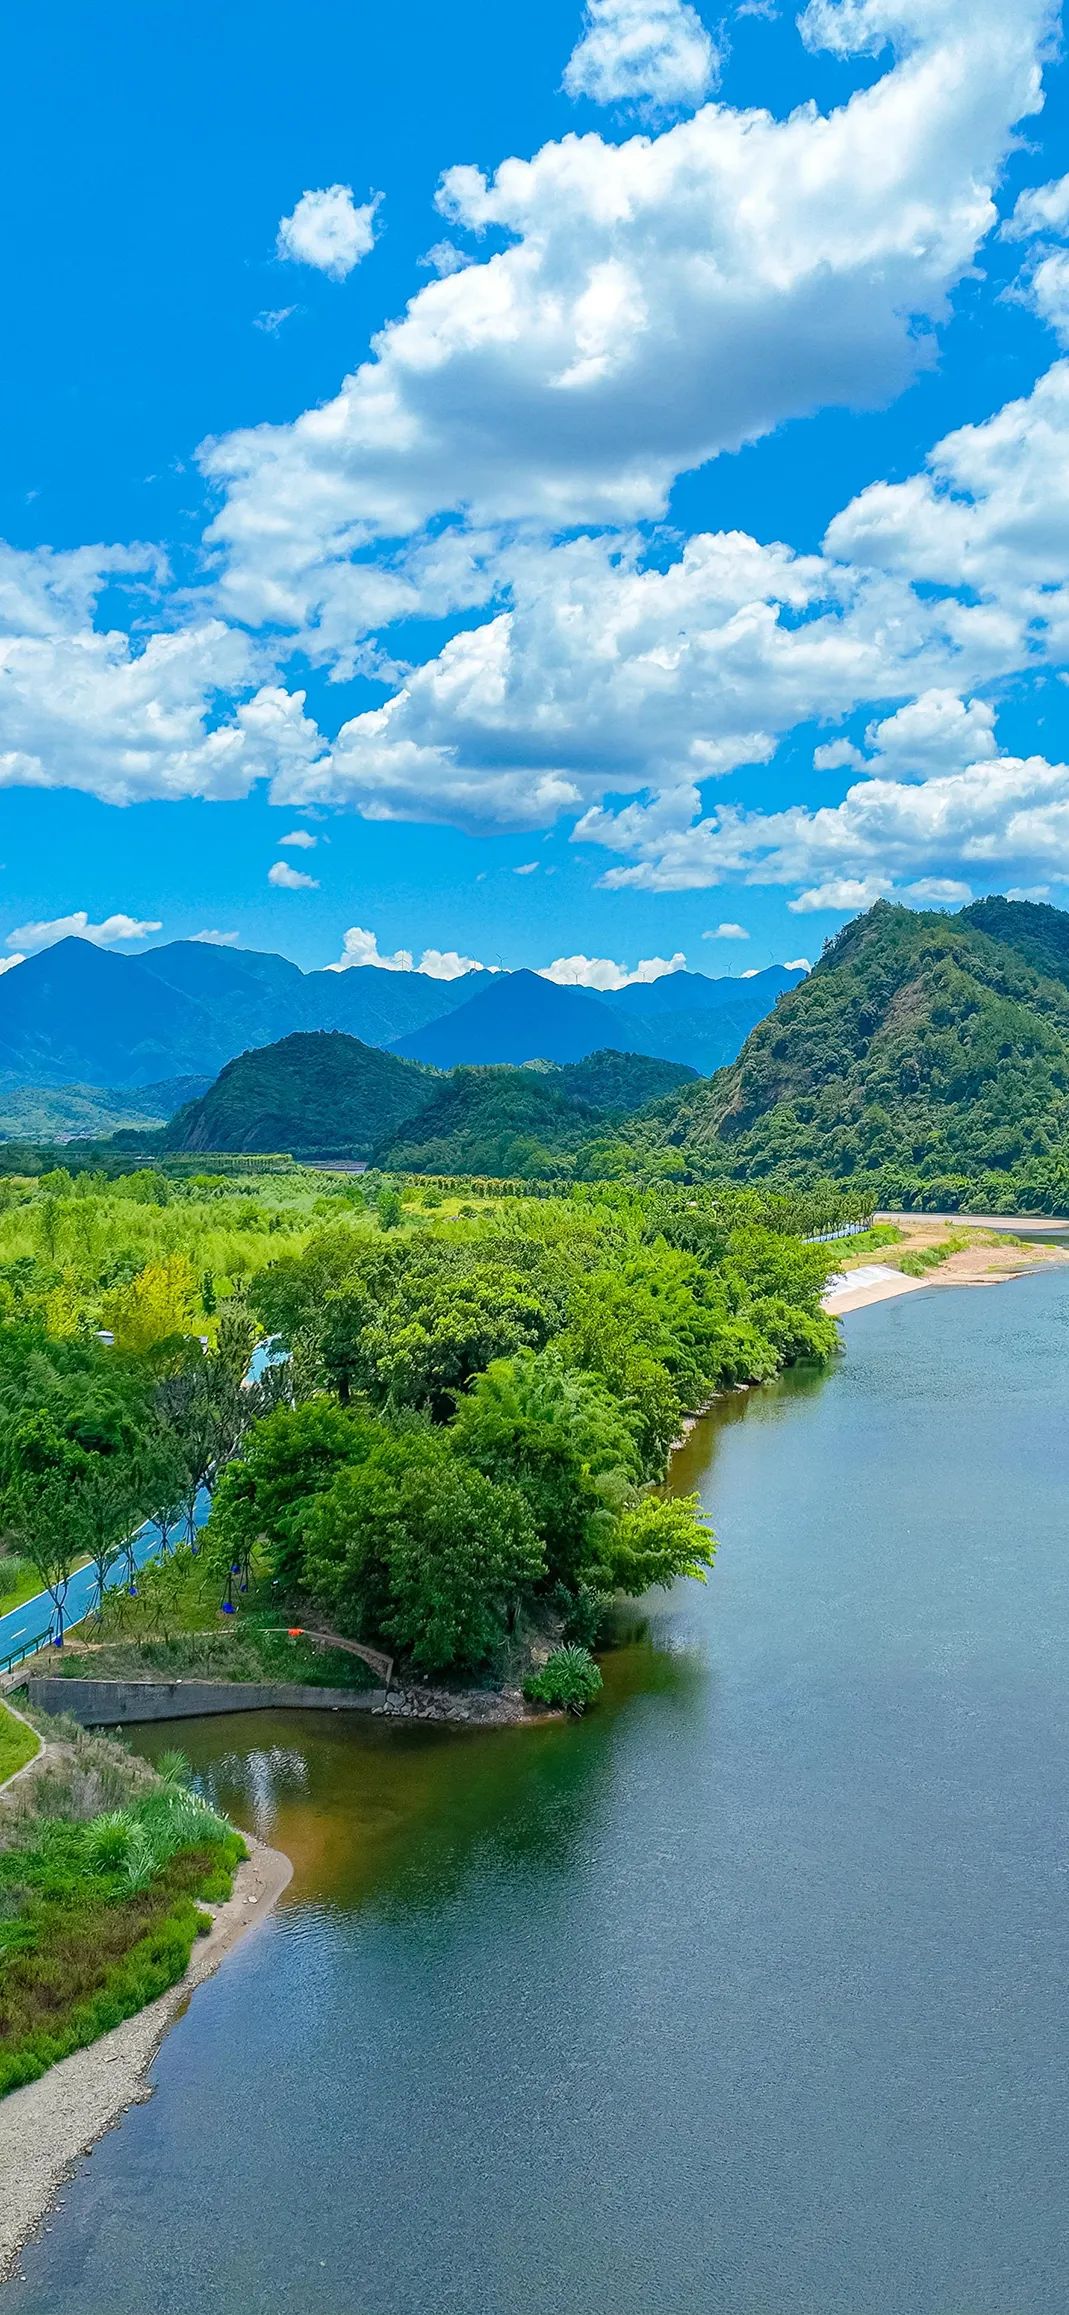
[823,1265,930,1314]
[823,1223,1069,1313]
[0,1835,292,2284]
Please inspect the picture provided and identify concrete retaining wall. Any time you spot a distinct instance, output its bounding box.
[25,1677,387,1727]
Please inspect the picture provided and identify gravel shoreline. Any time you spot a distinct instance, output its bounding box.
[0,1834,293,2284]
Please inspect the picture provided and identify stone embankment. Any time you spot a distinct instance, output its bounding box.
[23,1673,539,1730]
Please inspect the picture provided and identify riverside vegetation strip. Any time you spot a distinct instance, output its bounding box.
[0,1166,838,2091]
[0,1721,245,2098]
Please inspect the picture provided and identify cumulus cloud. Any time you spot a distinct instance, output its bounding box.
[203,0,1051,642]
[327,925,485,977]
[788,877,891,913]
[863,690,998,773]
[418,949,486,979]
[276,186,380,280]
[539,950,685,989]
[0,541,330,804]
[594,750,1069,896]
[563,0,718,118]
[1004,172,1069,240]
[278,828,317,848]
[902,876,972,904]
[814,738,865,771]
[268,860,319,889]
[784,956,811,971]
[704,921,749,938]
[6,911,162,953]
[191,929,240,945]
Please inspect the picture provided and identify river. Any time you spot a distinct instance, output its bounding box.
[8,1268,1069,2314]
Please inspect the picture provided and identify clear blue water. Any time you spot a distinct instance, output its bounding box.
[8,1270,1069,2314]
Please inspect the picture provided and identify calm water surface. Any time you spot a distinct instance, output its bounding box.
[9,1272,1069,2315]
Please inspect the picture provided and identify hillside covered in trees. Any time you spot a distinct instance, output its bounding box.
[374,1051,696,1175]
[645,898,1069,1211]
[162,1032,432,1156]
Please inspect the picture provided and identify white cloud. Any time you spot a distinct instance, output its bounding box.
[268,861,319,889]
[1004,172,1069,240]
[901,876,972,904]
[278,828,317,848]
[191,929,241,945]
[514,861,540,875]
[784,956,811,971]
[417,949,486,980]
[814,738,865,771]
[325,926,485,978]
[825,361,1069,639]
[0,540,330,804]
[254,307,296,335]
[539,949,685,989]
[204,0,1051,642]
[704,921,749,938]
[276,186,380,281]
[563,0,718,119]
[6,911,162,953]
[1005,884,1053,901]
[418,241,474,278]
[863,689,997,773]
[1027,249,1069,346]
[595,750,1069,896]
[788,877,892,914]
[329,926,413,973]
[0,954,25,975]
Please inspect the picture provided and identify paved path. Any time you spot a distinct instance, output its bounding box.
[0,1489,210,1672]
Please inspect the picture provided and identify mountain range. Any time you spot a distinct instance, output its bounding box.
[0,937,802,1134]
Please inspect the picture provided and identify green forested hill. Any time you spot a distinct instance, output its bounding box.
[558,1050,696,1111]
[373,1066,603,1176]
[375,1050,696,1175]
[959,896,1069,990]
[162,1032,432,1156]
[644,900,1069,1206]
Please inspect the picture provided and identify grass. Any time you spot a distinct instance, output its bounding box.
[48,1544,376,1692]
[895,1231,971,1277]
[0,1551,91,1619]
[0,1701,39,1786]
[0,1726,245,2097]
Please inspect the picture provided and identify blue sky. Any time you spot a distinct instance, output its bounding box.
[2,0,1069,989]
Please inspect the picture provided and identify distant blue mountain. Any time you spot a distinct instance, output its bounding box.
[390,970,629,1068]
[0,939,804,1091]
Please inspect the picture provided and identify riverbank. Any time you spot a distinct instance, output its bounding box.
[823,1216,1069,1312]
[0,1833,292,2285]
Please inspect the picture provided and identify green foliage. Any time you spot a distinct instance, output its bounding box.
[524,1645,603,1714]
[0,1775,244,2098]
[302,1433,544,1676]
[0,1702,38,1785]
[604,1493,717,1595]
[451,1350,638,1589]
[645,899,1069,1211]
[372,1053,696,1178]
[163,1031,432,1157]
[209,1400,379,1588]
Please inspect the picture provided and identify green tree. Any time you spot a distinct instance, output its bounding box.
[303,1434,544,1675]
[209,1400,379,1590]
[450,1349,639,1590]
[602,1492,716,1597]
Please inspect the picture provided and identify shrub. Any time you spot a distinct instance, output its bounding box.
[524,1644,603,1715]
